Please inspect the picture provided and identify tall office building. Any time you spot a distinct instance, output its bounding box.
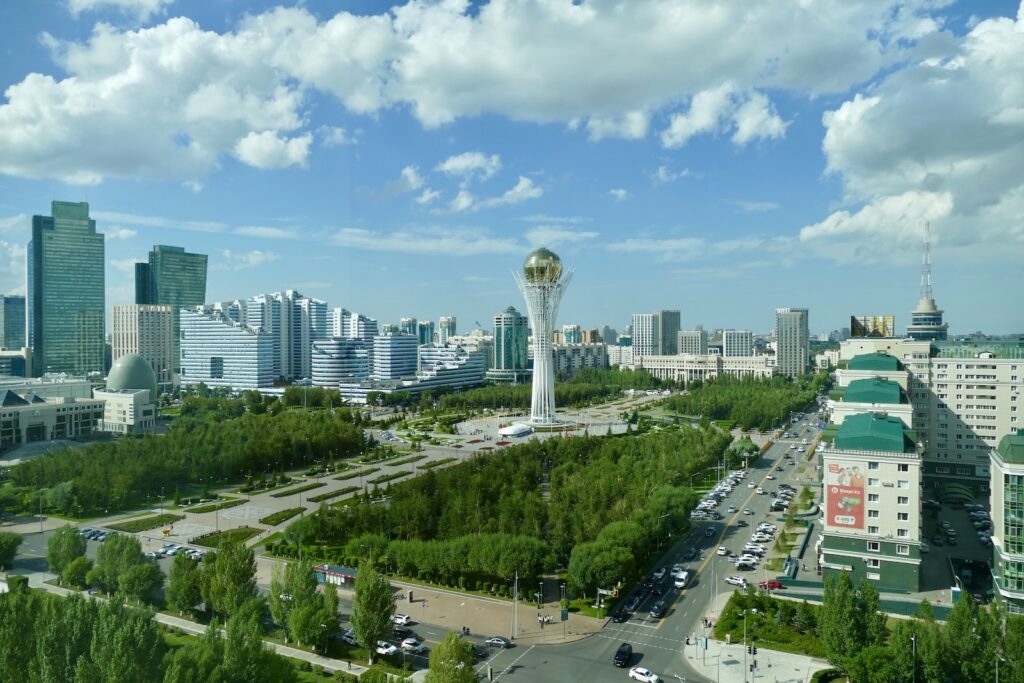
[678,329,709,355]
[28,201,105,376]
[400,317,418,336]
[438,316,457,345]
[601,326,618,345]
[0,295,26,349]
[907,224,948,341]
[631,313,659,358]
[179,308,275,389]
[655,310,681,355]
[417,321,435,346]
[371,333,418,380]
[722,330,754,357]
[775,308,809,377]
[112,304,174,389]
[134,245,208,372]
[561,324,582,344]
[487,305,530,384]
[247,290,327,380]
[329,308,378,340]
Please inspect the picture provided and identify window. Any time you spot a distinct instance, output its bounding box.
[868,510,880,518]
[866,558,880,569]
[869,478,880,487]
[898,496,909,505]
[868,541,880,552]
[897,545,910,556]
[868,494,880,502]
[868,526,879,534]
[898,464,909,472]
[898,512,909,521]
[898,480,910,489]
[868,462,880,470]
[897,529,909,538]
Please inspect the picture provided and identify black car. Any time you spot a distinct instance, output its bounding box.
[683,548,698,561]
[652,582,664,597]
[613,642,633,667]
[642,577,654,590]
[393,626,414,639]
[736,520,748,527]
[625,594,642,612]
[649,601,667,619]
[611,606,628,623]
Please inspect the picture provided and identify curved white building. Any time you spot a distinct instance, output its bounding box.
[513,247,573,426]
[311,338,370,388]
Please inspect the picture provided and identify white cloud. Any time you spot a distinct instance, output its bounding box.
[518,214,588,225]
[67,0,175,22]
[216,249,281,270]
[449,191,475,213]
[733,200,780,213]
[660,84,787,148]
[400,165,425,191]
[806,8,1024,263]
[651,165,690,184]
[525,227,598,247]
[234,226,298,240]
[0,214,29,233]
[92,210,227,233]
[105,226,138,240]
[0,241,27,296]
[586,111,649,141]
[609,189,630,202]
[111,257,141,273]
[234,131,312,169]
[318,126,355,147]
[660,82,735,148]
[435,152,502,184]
[731,92,788,145]
[606,237,705,260]
[415,188,442,205]
[331,227,520,256]
[481,176,543,208]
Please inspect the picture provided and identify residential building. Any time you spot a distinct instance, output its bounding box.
[417,320,435,346]
[0,295,26,350]
[678,329,709,356]
[438,316,457,345]
[601,326,617,345]
[329,308,378,340]
[339,344,485,404]
[529,343,608,378]
[819,413,924,591]
[635,353,773,384]
[93,353,157,434]
[247,290,327,380]
[371,333,418,380]
[828,377,913,429]
[487,305,530,384]
[631,313,658,358]
[561,324,582,344]
[721,330,754,357]
[400,317,418,336]
[28,201,105,376]
[775,308,809,377]
[656,310,681,355]
[134,245,208,372]
[179,308,276,389]
[447,331,494,370]
[310,338,370,388]
[607,345,634,367]
[111,304,174,390]
[990,429,1024,613]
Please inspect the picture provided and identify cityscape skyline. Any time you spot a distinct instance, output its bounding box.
[1,1,1023,336]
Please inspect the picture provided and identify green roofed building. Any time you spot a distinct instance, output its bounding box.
[843,378,903,406]
[848,352,902,372]
[990,430,1024,614]
[819,412,923,591]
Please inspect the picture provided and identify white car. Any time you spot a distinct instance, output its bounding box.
[670,565,685,579]
[401,637,427,654]
[392,613,412,625]
[727,505,737,513]
[743,508,753,515]
[717,546,729,556]
[628,666,661,683]
[755,487,765,495]
[752,534,772,543]
[748,482,756,488]
[766,475,775,480]
[725,576,747,587]
[375,641,399,656]
[758,523,777,531]
[340,629,358,646]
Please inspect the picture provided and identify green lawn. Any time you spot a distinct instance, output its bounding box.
[269,482,327,498]
[185,498,246,514]
[193,526,261,548]
[307,487,360,504]
[333,467,380,482]
[367,471,410,485]
[259,508,306,526]
[108,513,185,533]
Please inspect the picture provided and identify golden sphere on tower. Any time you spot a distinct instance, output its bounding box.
[523,247,562,284]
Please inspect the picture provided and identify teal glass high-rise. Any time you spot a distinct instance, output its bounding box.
[135,245,208,372]
[28,201,105,376]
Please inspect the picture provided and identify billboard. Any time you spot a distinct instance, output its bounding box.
[825,461,865,530]
[851,315,895,338]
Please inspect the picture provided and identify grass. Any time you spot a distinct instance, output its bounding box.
[420,457,457,470]
[368,471,411,485]
[765,557,785,572]
[108,513,185,533]
[333,467,380,482]
[186,498,246,514]
[193,526,261,548]
[308,486,360,504]
[258,507,306,526]
[269,482,326,498]
[387,454,427,467]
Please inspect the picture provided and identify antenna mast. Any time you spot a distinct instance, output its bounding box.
[920,221,933,301]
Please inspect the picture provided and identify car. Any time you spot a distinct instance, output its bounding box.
[932,536,944,547]
[717,546,729,556]
[941,521,952,529]
[759,580,783,590]
[375,641,399,656]
[486,636,511,649]
[652,582,665,597]
[628,667,661,683]
[736,559,756,570]
[790,444,797,450]
[758,523,777,531]
[683,548,699,561]
[642,577,654,590]
[736,520,748,527]
[727,505,737,513]
[393,626,415,639]
[923,499,942,510]
[752,534,771,543]
[743,508,753,515]
[392,613,412,625]
[748,482,756,488]
[78,528,94,537]
[339,629,358,646]
[710,512,723,520]
[920,542,931,553]
[670,565,685,579]
[704,528,715,538]
[625,594,642,612]
[144,551,160,559]
[652,567,667,581]
[401,637,427,654]
[980,536,993,547]
[674,570,692,589]
[611,606,628,623]
[613,642,633,667]
[756,487,765,495]
[725,575,746,587]
[766,475,775,480]
[947,536,958,546]
[649,600,667,619]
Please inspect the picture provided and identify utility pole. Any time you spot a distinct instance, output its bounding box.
[743,611,748,683]
[511,572,518,640]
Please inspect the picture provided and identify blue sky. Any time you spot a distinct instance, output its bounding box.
[1,0,1022,336]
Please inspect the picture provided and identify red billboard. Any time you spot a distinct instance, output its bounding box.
[825,462,865,530]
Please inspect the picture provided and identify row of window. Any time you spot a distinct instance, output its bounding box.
[865,541,911,555]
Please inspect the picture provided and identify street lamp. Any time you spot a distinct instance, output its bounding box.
[911,633,916,683]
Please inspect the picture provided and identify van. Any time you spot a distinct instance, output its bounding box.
[736,559,755,570]
[674,570,692,589]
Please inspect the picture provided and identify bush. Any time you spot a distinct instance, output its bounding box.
[811,669,847,683]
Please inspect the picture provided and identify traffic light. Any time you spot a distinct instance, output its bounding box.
[753,645,758,655]
[747,646,753,655]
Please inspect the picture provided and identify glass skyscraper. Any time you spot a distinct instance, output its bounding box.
[135,245,208,372]
[28,201,105,376]
[0,295,26,349]
[486,305,530,384]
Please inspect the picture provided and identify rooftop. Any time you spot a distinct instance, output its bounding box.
[996,430,1024,465]
[834,413,914,453]
[848,352,901,372]
[842,378,904,405]
[933,339,1024,360]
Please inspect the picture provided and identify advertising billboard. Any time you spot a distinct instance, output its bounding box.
[850,315,895,338]
[825,461,865,530]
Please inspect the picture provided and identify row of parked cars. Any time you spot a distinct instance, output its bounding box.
[692,471,748,520]
[146,543,207,561]
[78,528,114,542]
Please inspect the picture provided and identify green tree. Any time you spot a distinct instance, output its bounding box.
[0,586,39,676]
[857,580,888,648]
[201,540,257,619]
[424,631,476,683]
[62,556,93,589]
[819,572,860,671]
[0,531,22,569]
[120,561,165,604]
[167,553,203,616]
[86,533,144,594]
[47,525,87,579]
[567,540,632,598]
[352,560,396,665]
[222,599,296,683]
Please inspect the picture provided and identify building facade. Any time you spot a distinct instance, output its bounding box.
[399,317,418,336]
[721,330,754,357]
[631,313,659,358]
[329,308,378,341]
[0,295,26,350]
[112,304,175,390]
[371,333,418,380]
[0,390,104,450]
[678,329,709,356]
[775,308,809,377]
[248,290,327,380]
[311,338,370,388]
[636,353,773,384]
[990,430,1024,614]
[488,305,530,383]
[28,201,105,376]
[179,308,276,389]
[438,316,457,345]
[656,310,681,356]
[135,245,208,372]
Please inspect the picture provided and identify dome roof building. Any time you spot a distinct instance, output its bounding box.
[106,353,158,398]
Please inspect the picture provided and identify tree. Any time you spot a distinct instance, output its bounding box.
[120,562,165,604]
[424,632,476,683]
[0,531,22,569]
[167,553,203,616]
[201,540,257,619]
[87,533,143,594]
[819,572,860,671]
[47,525,87,580]
[62,556,93,589]
[222,599,296,683]
[352,560,396,664]
[857,580,888,648]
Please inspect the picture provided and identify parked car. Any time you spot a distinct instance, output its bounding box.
[392,613,412,625]
[736,520,748,527]
[759,580,783,590]
[613,642,633,667]
[375,641,399,656]
[725,576,747,587]
[339,629,358,646]
[628,667,661,683]
[401,637,427,654]
[485,636,511,649]
[649,600,667,619]
[717,546,729,556]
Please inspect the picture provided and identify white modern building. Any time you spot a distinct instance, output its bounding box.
[0,389,104,449]
[438,316,457,345]
[180,308,276,389]
[775,308,809,377]
[631,313,659,358]
[247,290,327,380]
[371,333,418,380]
[329,308,378,340]
[514,247,572,426]
[94,353,157,434]
[607,345,634,367]
[112,304,174,390]
[678,329,709,356]
[528,343,607,378]
[311,338,370,388]
[338,344,485,404]
[635,353,774,385]
[721,330,754,357]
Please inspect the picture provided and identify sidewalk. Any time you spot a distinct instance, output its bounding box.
[682,639,830,683]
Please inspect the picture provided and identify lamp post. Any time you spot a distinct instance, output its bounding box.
[743,610,748,683]
[911,633,916,683]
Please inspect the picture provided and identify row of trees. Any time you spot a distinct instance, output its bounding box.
[6,397,367,516]
[664,373,829,431]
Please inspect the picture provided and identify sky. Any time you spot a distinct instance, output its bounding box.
[1,0,1022,337]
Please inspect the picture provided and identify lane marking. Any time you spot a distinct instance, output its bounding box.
[491,645,536,680]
